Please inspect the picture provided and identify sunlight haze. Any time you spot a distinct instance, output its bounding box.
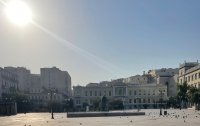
[0,0,200,86]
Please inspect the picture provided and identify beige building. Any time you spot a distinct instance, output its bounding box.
[73,81,167,110]
[179,61,200,88]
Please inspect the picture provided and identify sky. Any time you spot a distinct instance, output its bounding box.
[0,0,200,86]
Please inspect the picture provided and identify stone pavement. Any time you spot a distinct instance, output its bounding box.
[0,109,200,126]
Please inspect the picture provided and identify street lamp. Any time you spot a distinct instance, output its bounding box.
[179,96,182,110]
[159,90,163,116]
[136,97,140,112]
[22,100,28,114]
[122,97,125,111]
[48,88,56,119]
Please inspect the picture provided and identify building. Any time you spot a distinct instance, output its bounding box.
[41,67,71,98]
[123,75,154,84]
[4,67,30,92]
[148,68,179,97]
[178,61,200,88]
[73,81,167,110]
[0,68,18,97]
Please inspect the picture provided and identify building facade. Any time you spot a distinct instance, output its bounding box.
[179,61,200,88]
[41,67,71,97]
[0,67,18,97]
[4,67,30,92]
[73,81,167,110]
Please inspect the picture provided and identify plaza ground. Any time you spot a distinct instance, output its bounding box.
[0,109,200,126]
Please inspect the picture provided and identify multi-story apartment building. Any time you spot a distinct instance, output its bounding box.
[27,74,63,105]
[41,67,71,97]
[0,68,18,97]
[179,61,200,88]
[73,81,167,110]
[2,67,71,103]
[4,67,30,92]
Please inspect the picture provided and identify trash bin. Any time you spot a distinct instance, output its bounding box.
[164,111,167,115]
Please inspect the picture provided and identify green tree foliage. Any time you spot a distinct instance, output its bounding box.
[101,95,107,111]
[92,99,101,111]
[109,100,123,110]
[177,81,189,108]
[1,92,31,113]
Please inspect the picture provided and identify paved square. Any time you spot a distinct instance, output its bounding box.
[0,109,200,126]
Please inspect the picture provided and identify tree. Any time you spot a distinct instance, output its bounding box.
[177,81,189,108]
[108,100,123,110]
[92,99,101,111]
[2,92,31,113]
[188,86,198,107]
[191,91,200,110]
[101,95,107,111]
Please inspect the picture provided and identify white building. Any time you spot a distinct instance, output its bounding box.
[148,68,179,97]
[0,68,18,97]
[73,81,167,110]
[41,67,71,97]
[123,74,155,84]
[4,67,30,92]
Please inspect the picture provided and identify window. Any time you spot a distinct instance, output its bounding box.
[119,89,122,95]
[90,91,92,96]
[129,99,132,103]
[129,90,132,96]
[85,91,88,96]
[95,91,97,96]
[134,90,137,95]
[195,73,197,80]
[109,91,111,96]
[148,99,150,103]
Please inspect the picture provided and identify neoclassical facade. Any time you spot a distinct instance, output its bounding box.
[73,81,167,110]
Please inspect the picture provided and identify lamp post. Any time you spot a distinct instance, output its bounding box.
[136,97,140,112]
[159,90,163,116]
[179,95,182,110]
[22,100,28,114]
[122,97,125,111]
[48,88,56,119]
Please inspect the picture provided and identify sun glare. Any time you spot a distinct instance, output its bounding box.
[5,0,32,26]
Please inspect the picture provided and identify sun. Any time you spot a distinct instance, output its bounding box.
[5,0,32,26]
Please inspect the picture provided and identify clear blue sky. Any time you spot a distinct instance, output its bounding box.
[0,0,200,85]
